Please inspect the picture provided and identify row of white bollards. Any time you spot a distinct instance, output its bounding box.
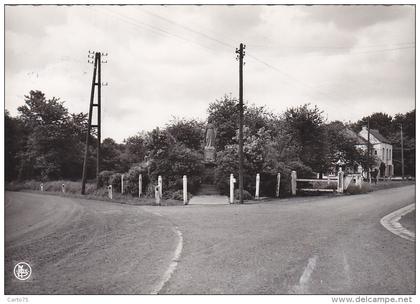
[39,172,283,203]
[229,173,282,203]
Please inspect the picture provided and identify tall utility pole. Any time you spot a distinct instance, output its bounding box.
[367,118,371,181]
[400,123,405,180]
[236,43,246,204]
[81,51,108,194]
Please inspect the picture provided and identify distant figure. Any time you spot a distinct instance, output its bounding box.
[205,123,216,148]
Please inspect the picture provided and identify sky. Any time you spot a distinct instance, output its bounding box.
[5,5,415,142]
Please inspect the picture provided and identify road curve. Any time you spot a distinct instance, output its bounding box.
[5,186,415,294]
[5,192,180,294]
[143,185,415,294]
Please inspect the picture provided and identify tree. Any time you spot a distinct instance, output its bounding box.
[207,95,239,151]
[390,110,415,177]
[101,138,124,172]
[353,112,393,138]
[207,95,277,151]
[123,133,147,164]
[5,111,29,181]
[165,118,204,151]
[283,104,329,174]
[15,90,90,180]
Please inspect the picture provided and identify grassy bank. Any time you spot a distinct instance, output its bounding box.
[5,180,184,206]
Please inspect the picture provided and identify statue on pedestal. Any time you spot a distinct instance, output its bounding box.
[204,122,216,163]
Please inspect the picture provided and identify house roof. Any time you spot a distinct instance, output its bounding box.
[342,128,368,145]
[369,129,392,144]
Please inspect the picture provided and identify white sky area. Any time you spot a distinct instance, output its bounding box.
[5,5,415,142]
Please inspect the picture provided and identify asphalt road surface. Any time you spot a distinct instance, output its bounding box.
[5,185,415,294]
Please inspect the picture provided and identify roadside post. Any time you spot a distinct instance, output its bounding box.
[121,174,124,194]
[155,185,161,206]
[61,183,65,193]
[291,171,297,196]
[276,173,281,198]
[108,185,113,199]
[158,176,163,198]
[183,175,188,205]
[255,173,260,200]
[138,174,142,198]
[356,174,362,189]
[230,174,236,204]
[337,168,344,193]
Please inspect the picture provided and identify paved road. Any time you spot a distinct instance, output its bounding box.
[5,192,179,294]
[5,185,415,294]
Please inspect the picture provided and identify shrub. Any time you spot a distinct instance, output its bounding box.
[109,173,122,193]
[215,144,293,197]
[145,182,157,198]
[124,165,150,197]
[346,182,370,195]
[287,161,316,179]
[171,189,192,201]
[311,180,338,190]
[234,189,253,200]
[98,170,115,188]
[148,143,204,194]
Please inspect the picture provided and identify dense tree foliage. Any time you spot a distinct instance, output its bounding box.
[5,90,415,198]
[9,91,92,181]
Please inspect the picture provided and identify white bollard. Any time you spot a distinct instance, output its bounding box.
[108,185,113,199]
[291,171,297,195]
[337,168,344,193]
[61,183,65,193]
[138,174,142,198]
[255,173,260,200]
[155,185,161,206]
[183,175,188,205]
[230,174,236,204]
[158,176,163,198]
[276,173,281,198]
[40,183,44,192]
[121,174,124,194]
[357,175,362,189]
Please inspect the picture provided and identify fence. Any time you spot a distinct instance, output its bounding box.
[291,170,344,195]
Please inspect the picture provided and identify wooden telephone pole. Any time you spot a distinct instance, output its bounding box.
[81,51,108,194]
[367,118,371,181]
[400,123,405,180]
[236,43,246,204]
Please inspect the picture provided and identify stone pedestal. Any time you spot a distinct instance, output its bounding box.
[204,146,216,163]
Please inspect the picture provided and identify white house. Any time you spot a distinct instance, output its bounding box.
[358,127,394,177]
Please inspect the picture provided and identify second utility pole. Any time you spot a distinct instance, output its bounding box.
[400,123,405,180]
[236,43,246,204]
[367,117,371,182]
